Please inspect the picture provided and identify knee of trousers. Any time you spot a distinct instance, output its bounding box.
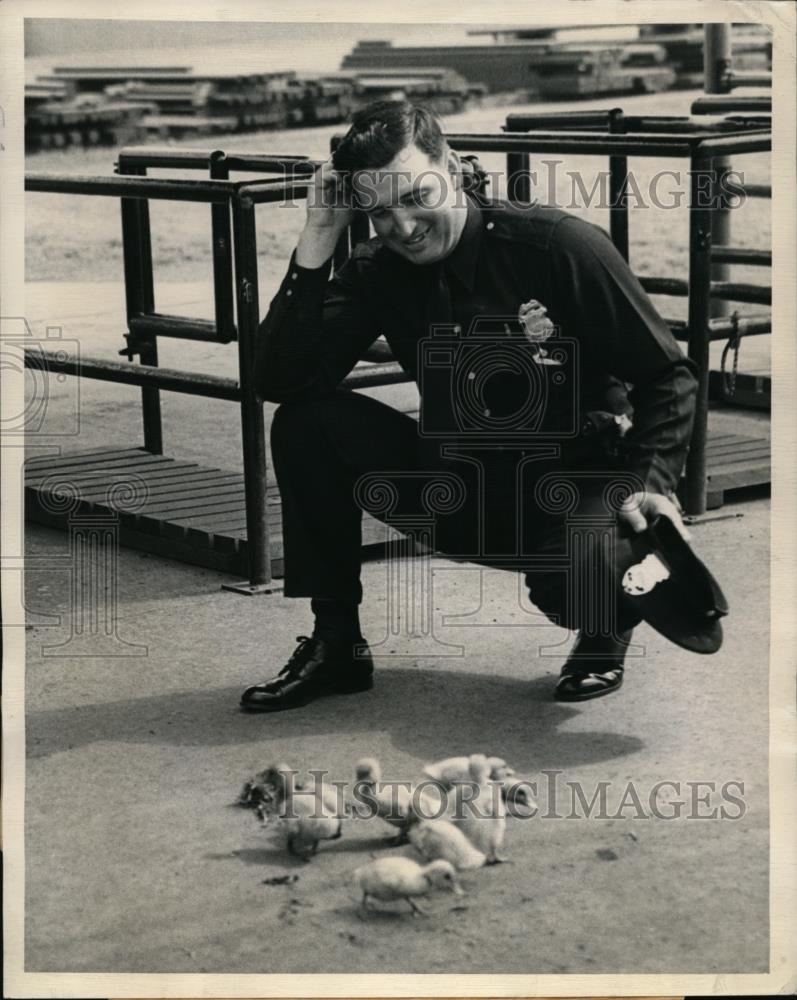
[270,394,339,452]
[524,526,640,632]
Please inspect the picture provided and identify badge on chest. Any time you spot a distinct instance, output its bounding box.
[518,298,561,365]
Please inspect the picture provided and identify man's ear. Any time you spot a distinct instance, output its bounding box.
[446,148,463,190]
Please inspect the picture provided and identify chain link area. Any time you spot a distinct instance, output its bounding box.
[721,310,741,398]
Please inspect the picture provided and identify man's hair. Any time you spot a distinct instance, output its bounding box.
[332,100,447,175]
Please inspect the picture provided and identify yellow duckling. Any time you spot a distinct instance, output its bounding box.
[407,815,487,871]
[355,857,464,916]
[256,762,344,861]
[451,754,508,865]
[354,757,442,843]
[423,754,513,788]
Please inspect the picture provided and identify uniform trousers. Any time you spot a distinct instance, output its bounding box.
[271,390,643,643]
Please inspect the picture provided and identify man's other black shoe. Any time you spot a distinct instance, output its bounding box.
[240,635,374,713]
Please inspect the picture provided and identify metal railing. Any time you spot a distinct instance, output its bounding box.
[703,23,772,94]
[25,158,416,590]
[498,112,771,516]
[122,120,772,520]
[25,113,771,590]
[696,23,772,413]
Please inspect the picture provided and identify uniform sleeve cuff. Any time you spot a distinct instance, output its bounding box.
[634,458,678,498]
[278,250,332,295]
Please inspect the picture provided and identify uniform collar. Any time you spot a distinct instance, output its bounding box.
[443,194,483,292]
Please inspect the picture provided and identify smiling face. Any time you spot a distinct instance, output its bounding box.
[350,143,468,265]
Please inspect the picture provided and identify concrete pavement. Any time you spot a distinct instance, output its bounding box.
[22,492,769,974]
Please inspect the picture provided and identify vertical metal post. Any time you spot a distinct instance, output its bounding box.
[136,347,162,453]
[118,162,162,454]
[704,23,732,94]
[685,156,714,516]
[136,183,155,317]
[118,170,145,320]
[608,110,629,261]
[506,151,532,204]
[333,209,370,274]
[209,151,236,342]
[704,25,733,319]
[708,163,732,321]
[228,194,271,590]
[505,117,532,203]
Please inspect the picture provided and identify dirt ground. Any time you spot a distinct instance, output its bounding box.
[18,86,772,975]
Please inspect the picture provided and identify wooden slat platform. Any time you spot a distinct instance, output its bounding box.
[703,431,771,510]
[708,369,771,410]
[25,427,770,575]
[24,447,396,579]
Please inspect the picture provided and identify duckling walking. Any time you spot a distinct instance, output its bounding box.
[355,857,463,916]
[408,816,487,871]
[452,754,508,864]
[354,757,440,844]
[422,754,535,813]
[423,754,512,788]
[237,762,296,811]
[254,762,344,861]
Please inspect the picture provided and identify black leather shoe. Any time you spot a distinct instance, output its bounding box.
[554,630,632,702]
[240,635,374,713]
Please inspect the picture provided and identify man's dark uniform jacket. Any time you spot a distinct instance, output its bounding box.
[255,194,698,500]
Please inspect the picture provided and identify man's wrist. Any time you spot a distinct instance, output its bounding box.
[296,226,340,269]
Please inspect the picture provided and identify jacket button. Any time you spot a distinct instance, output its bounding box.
[286,289,293,297]
[291,272,298,280]
[486,222,495,231]
[453,324,461,334]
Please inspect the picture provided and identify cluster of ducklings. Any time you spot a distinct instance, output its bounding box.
[237,753,534,916]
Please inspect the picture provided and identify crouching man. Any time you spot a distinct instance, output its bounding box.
[241,100,698,713]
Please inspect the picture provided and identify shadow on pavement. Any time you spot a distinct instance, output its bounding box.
[27,666,644,773]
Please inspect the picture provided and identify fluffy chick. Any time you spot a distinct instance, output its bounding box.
[237,762,300,811]
[451,753,508,864]
[256,762,344,861]
[423,754,513,789]
[354,757,441,844]
[355,857,463,915]
[408,816,487,871]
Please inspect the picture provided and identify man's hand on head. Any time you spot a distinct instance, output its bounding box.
[619,491,692,542]
[296,159,355,268]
